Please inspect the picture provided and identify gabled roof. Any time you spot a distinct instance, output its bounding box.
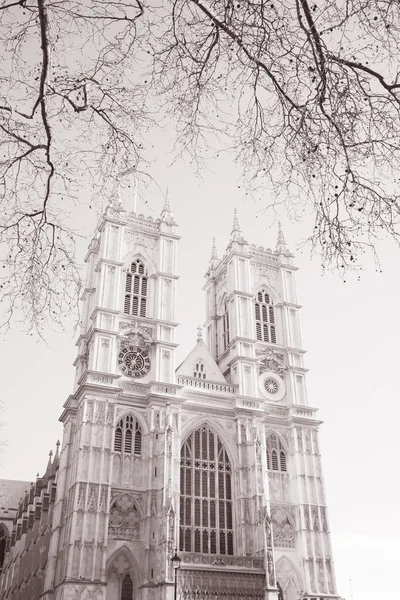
[176,339,227,383]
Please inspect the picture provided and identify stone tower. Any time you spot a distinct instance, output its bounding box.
[42,194,181,600]
[0,199,340,600]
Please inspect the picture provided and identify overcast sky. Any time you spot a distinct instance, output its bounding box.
[1,136,398,600]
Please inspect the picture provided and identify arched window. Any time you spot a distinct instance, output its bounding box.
[180,426,233,556]
[114,415,142,456]
[266,432,287,472]
[194,361,206,379]
[121,574,134,600]
[222,300,230,351]
[124,259,148,317]
[255,289,276,343]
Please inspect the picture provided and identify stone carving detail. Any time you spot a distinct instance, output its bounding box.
[312,508,320,531]
[113,552,131,575]
[77,484,86,510]
[99,486,108,512]
[267,550,276,586]
[255,438,262,464]
[119,321,153,348]
[271,507,295,548]
[320,507,328,532]
[296,427,303,451]
[303,505,311,530]
[106,404,114,425]
[150,491,157,516]
[166,426,172,453]
[265,407,286,417]
[121,382,144,394]
[250,261,279,282]
[243,499,251,524]
[90,374,114,386]
[86,485,98,512]
[178,568,265,600]
[108,493,140,539]
[276,557,302,599]
[256,349,285,376]
[85,401,94,422]
[95,402,106,424]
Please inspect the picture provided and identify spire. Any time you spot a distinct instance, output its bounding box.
[54,439,60,461]
[276,221,289,253]
[197,325,203,343]
[163,187,171,212]
[210,236,218,261]
[230,208,245,243]
[231,208,241,234]
[161,187,174,222]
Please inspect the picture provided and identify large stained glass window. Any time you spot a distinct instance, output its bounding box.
[180,426,233,555]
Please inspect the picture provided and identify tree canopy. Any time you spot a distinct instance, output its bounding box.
[1,0,399,330]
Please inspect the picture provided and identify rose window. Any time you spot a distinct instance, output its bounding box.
[264,378,279,395]
[108,494,140,538]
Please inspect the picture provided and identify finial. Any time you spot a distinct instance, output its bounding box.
[162,187,172,213]
[230,207,245,243]
[55,440,60,460]
[232,208,241,233]
[210,236,218,261]
[197,325,203,342]
[276,221,289,253]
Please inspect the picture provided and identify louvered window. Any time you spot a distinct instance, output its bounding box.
[179,426,234,556]
[114,415,143,456]
[222,300,230,351]
[255,289,276,343]
[266,432,287,472]
[124,259,148,317]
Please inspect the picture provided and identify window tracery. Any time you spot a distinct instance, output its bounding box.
[108,494,140,539]
[114,415,142,456]
[255,290,276,343]
[180,426,234,555]
[272,508,295,548]
[266,433,287,472]
[124,259,148,317]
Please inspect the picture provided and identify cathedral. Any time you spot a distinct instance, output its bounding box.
[0,195,341,600]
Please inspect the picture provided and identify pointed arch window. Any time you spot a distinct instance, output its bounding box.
[114,415,142,456]
[255,289,276,343]
[121,574,134,599]
[180,426,234,556]
[124,259,148,317]
[266,432,287,472]
[222,300,230,351]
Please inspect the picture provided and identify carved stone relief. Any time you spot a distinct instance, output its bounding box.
[256,348,285,376]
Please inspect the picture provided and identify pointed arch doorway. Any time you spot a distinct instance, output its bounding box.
[106,549,138,600]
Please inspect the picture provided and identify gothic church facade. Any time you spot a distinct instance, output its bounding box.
[0,196,340,600]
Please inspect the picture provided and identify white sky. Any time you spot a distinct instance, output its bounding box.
[0,138,398,600]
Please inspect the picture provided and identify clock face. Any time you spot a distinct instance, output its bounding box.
[118,345,151,378]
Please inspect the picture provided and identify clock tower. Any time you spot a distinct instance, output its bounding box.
[42,193,181,600]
